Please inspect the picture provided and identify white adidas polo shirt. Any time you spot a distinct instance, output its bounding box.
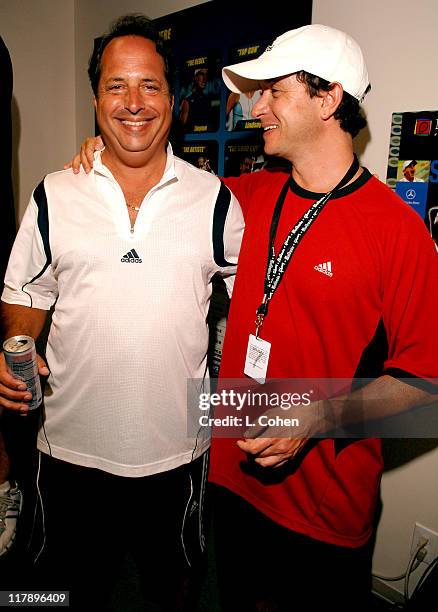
[2,147,244,476]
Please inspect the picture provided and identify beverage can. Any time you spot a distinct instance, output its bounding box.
[3,335,42,410]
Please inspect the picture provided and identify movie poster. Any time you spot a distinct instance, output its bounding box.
[178,51,221,134]
[224,136,290,178]
[386,110,438,249]
[224,136,265,177]
[178,141,218,174]
[225,42,263,131]
[153,0,312,176]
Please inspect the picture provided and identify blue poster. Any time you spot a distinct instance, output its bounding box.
[395,181,428,219]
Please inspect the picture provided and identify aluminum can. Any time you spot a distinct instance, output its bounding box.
[3,335,42,410]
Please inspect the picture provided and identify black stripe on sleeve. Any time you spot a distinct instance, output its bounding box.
[212,182,233,267]
[34,179,51,264]
[21,178,52,307]
[384,368,438,394]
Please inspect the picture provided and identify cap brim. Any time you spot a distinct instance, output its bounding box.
[222,56,298,93]
[402,160,417,171]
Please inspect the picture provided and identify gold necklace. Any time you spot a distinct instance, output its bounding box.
[126,202,140,212]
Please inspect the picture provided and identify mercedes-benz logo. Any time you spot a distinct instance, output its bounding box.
[406,189,416,200]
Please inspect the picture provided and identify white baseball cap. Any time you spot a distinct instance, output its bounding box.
[222,24,370,101]
[402,159,417,171]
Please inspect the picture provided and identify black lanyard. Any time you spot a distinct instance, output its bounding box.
[255,155,360,338]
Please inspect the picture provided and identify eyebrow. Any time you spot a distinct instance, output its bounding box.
[104,77,162,84]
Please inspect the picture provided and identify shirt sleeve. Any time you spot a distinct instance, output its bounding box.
[211,183,245,292]
[222,174,253,219]
[382,208,438,384]
[2,180,58,310]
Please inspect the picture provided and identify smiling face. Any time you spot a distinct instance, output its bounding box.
[251,73,322,162]
[94,35,173,169]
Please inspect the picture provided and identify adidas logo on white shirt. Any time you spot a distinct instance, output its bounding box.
[314,261,333,277]
[121,249,142,263]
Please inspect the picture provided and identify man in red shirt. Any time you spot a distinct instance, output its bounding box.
[209,24,438,610]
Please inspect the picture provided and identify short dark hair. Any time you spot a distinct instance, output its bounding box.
[295,70,371,138]
[88,14,174,96]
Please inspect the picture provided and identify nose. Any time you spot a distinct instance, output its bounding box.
[251,89,269,119]
[125,86,144,114]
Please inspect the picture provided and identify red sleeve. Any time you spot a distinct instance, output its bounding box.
[222,174,256,219]
[222,168,290,220]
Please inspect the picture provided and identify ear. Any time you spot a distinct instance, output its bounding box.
[93,95,97,111]
[319,82,344,121]
[170,95,174,112]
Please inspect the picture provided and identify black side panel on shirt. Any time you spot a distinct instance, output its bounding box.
[212,183,233,267]
[334,318,389,457]
[21,178,51,307]
[334,317,438,456]
[353,318,388,383]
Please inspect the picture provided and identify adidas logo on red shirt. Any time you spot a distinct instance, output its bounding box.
[314,261,333,277]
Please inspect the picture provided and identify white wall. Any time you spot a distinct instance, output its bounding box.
[0,0,76,219]
[313,0,438,179]
[313,0,438,597]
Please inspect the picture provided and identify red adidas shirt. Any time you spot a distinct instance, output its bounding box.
[209,168,438,547]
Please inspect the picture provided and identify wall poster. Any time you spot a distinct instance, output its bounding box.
[154,0,312,176]
[153,1,312,376]
[386,111,438,250]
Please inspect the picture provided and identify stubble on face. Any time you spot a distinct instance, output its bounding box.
[254,74,321,162]
[94,36,173,170]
